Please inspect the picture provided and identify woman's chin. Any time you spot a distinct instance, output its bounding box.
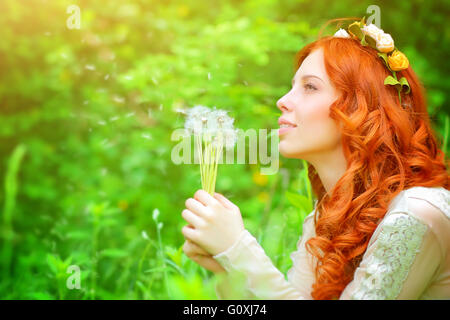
[279,142,307,159]
[278,143,297,159]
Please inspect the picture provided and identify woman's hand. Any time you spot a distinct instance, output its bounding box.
[182,235,226,274]
[181,189,245,256]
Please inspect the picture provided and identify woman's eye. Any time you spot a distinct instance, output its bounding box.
[304,83,317,91]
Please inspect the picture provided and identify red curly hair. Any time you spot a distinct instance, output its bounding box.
[293,20,450,300]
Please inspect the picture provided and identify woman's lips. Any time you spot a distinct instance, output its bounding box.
[278,124,297,136]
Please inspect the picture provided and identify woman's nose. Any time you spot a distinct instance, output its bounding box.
[277,97,291,112]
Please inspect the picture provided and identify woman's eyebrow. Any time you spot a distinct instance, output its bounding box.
[292,74,324,86]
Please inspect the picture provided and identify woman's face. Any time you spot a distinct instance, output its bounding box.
[276,47,342,160]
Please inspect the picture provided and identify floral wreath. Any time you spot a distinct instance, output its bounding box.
[333,17,410,106]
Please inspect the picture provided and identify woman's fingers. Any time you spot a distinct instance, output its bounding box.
[181,224,199,243]
[214,192,237,210]
[181,209,205,229]
[190,255,226,273]
[185,197,211,220]
[183,239,209,256]
[194,189,221,207]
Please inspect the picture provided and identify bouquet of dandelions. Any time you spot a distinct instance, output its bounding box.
[183,105,238,196]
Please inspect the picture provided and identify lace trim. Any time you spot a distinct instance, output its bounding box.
[351,212,428,300]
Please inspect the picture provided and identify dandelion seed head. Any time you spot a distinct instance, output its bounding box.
[224,128,238,149]
[184,105,236,141]
[184,117,204,135]
[187,105,211,119]
[205,110,220,136]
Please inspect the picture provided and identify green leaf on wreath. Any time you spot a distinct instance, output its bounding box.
[365,35,377,50]
[399,77,411,94]
[378,52,388,64]
[360,35,368,46]
[348,21,363,39]
[384,75,400,86]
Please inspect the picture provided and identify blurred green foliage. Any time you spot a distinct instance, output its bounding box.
[0,0,448,299]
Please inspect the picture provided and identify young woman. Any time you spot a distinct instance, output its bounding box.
[180,18,450,300]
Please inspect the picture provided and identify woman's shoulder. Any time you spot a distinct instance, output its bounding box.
[387,186,450,221]
[303,187,449,234]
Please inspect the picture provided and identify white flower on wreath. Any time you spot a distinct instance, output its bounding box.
[333,28,350,38]
[376,33,395,53]
[361,23,384,41]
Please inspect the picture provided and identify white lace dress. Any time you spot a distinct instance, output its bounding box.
[213,186,450,300]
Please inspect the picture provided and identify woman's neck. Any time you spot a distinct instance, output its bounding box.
[305,141,348,197]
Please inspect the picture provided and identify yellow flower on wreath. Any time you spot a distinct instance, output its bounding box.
[388,50,409,71]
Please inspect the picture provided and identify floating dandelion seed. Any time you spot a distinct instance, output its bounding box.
[183,105,237,195]
[174,107,187,115]
[113,95,125,104]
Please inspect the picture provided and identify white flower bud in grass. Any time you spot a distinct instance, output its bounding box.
[152,208,160,221]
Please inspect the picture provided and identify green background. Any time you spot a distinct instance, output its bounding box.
[0,0,448,299]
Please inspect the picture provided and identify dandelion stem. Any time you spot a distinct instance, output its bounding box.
[208,143,216,195]
[196,135,204,187]
[211,143,222,195]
